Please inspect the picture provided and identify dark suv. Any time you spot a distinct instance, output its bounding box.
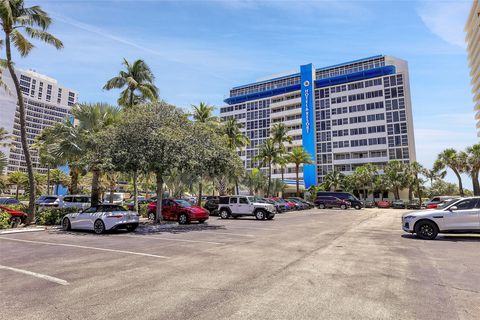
[314,196,350,210]
[203,198,219,215]
[316,192,363,210]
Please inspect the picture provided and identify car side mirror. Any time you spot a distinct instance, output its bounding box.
[449,206,458,212]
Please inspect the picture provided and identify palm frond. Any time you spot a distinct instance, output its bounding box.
[25,27,63,49]
[11,29,33,57]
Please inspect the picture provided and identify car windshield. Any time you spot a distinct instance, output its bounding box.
[439,199,460,209]
[42,197,58,203]
[175,199,192,207]
[347,195,358,201]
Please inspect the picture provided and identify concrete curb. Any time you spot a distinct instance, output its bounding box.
[0,227,46,235]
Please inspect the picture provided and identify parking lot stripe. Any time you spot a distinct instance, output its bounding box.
[121,235,223,245]
[223,226,279,231]
[0,265,69,286]
[0,236,168,259]
[198,231,254,237]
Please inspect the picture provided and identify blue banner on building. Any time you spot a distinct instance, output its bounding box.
[300,64,317,189]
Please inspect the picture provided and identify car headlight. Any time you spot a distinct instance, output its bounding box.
[404,216,416,220]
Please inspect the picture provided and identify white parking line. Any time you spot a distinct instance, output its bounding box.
[223,226,279,231]
[198,231,254,237]
[0,237,168,259]
[0,265,69,286]
[120,234,223,245]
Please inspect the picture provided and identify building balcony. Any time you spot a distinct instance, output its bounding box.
[332,156,389,165]
[270,97,301,109]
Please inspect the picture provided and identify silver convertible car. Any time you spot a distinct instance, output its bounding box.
[62,204,139,234]
[402,197,480,240]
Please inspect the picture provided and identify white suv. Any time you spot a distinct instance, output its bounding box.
[218,196,276,220]
[402,197,480,240]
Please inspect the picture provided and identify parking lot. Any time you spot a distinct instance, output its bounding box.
[1,208,479,320]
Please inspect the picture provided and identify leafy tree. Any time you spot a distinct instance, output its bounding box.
[271,123,292,183]
[436,148,466,197]
[103,58,158,108]
[8,171,27,199]
[465,144,480,196]
[406,161,426,204]
[323,170,345,191]
[254,138,280,197]
[352,164,377,200]
[286,147,313,197]
[270,179,286,197]
[384,161,408,200]
[242,168,266,195]
[191,102,217,124]
[32,138,62,195]
[373,174,391,201]
[49,169,69,194]
[425,162,447,188]
[0,0,63,223]
[0,128,8,174]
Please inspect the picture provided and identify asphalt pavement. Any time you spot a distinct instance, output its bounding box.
[0,208,479,320]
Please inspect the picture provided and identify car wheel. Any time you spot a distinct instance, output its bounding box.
[340,204,347,210]
[354,205,361,210]
[178,213,189,225]
[319,204,325,209]
[255,210,266,220]
[220,209,230,219]
[62,218,71,231]
[414,220,438,240]
[148,212,155,220]
[94,219,106,234]
[126,224,137,232]
[9,217,21,228]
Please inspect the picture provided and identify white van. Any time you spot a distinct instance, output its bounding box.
[62,195,91,209]
[103,193,125,205]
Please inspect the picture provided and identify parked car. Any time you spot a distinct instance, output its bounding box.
[147,198,209,224]
[62,204,139,234]
[392,199,406,209]
[126,199,150,211]
[103,192,125,205]
[406,199,422,210]
[288,197,314,209]
[271,197,296,210]
[376,200,391,208]
[268,198,290,213]
[217,196,276,220]
[285,198,308,210]
[36,195,91,209]
[314,196,350,210]
[363,199,376,208]
[203,198,219,215]
[0,205,27,227]
[0,197,21,205]
[425,196,452,209]
[316,192,363,210]
[402,197,480,240]
[36,195,61,207]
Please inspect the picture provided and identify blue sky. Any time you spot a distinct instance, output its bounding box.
[18,0,478,187]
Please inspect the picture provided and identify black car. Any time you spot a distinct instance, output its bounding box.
[287,197,314,209]
[392,199,406,209]
[363,199,376,208]
[0,197,21,205]
[406,200,422,210]
[316,192,363,210]
[203,198,219,215]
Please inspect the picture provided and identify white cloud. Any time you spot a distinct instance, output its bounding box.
[417,0,472,48]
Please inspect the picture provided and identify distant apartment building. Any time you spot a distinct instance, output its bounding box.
[0,68,78,174]
[220,55,416,191]
[465,0,480,137]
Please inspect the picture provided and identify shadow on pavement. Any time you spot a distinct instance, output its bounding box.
[401,234,480,242]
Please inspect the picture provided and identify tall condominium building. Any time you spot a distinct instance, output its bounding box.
[0,68,78,174]
[220,55,416,190]
[466,0,480,137]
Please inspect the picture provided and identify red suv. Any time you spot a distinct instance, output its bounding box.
[147,198,209,224]
[314,196,350,210]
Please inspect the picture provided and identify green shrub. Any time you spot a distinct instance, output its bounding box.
[5,203,28,212]
[138,204,148,218]
[0,211,10,229]
[36,207,81,226]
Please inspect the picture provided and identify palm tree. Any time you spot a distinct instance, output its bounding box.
[223,118,250,194]
[242,168,266,195]
[323,170,345,191]
[407,161,425,205]
[465,144,480,196]
[254,138,280,197]
[32,139,61,195]
[0,0,63,224]
[191,102,217,205]
[0,127,9,174]
[352,164,377,200]
[287,147,313,197]
[49,169,69,195]
[103,58,158,108]
[384,160,408,200]
[373,175,391,201]
[436,148,466,197]
[270,123,292,184]
[425,161,447,188]
[8,171,27,199]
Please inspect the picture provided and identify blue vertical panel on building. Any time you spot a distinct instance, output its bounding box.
[300,64,317,188]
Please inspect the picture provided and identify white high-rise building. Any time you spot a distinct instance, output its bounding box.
[221,55,416,195]
[465,0,480,137]
[0,68,78,174]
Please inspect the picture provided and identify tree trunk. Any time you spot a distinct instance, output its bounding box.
[408,187,413,201]
[91,169,101,206]
[129,88,134,108]
[47,166,51,195]
[453,170,464,197]
[6,34,36,224]
[133,171,138,212]
[235,181,239,195]
[197,181,203,207]
[70,169,79,194]
[471,170,480,196]
[394,187,400,200]
[416,174,422,206]
[155,172,164,223]
[15,184,19,200]
[267,162,272,198]
[109,179,115,204]
[296,164,300,197]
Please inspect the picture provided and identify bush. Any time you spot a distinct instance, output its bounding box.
[138,203,148,218]
[0,211,10,229]
[36,207,81,226]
